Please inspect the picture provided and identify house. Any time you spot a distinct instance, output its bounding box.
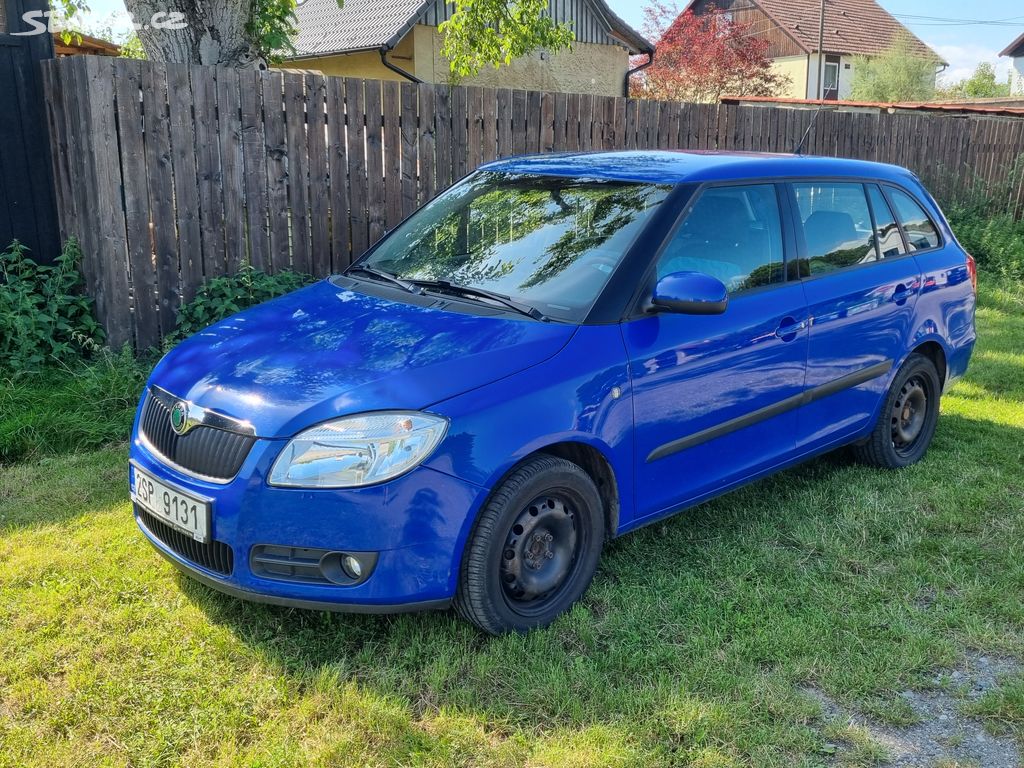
[284,0,652,97]
[52,32,120,57]
[1001,33,1024,96]
[684,0,943,101]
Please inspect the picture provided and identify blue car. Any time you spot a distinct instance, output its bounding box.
[130,151,977,634]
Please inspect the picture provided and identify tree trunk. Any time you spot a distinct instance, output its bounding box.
[123,0,264,67]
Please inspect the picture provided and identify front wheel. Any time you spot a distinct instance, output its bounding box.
[853,353,941,469]
[454,455,605,635]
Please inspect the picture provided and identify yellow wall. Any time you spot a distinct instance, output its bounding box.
[287,33,417,82]
[413,25,629,96]
[288,25,630,97]
[771,55,809,99]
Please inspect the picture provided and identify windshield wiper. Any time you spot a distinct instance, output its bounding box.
[411,279,548,321]
[345,265,420,294]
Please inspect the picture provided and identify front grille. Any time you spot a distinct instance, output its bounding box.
[139,391,255,481]
[136,504,234,576]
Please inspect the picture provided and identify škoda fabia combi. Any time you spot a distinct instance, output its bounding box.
[130,151,976,634]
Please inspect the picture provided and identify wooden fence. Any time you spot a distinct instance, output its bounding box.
[42,55,1024,349]
[1,0,59,262]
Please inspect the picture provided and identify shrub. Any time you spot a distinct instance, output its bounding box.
[0,238,104,371]
[0,346,149,463]
[171,263,313,343]
[946,208,1024,283]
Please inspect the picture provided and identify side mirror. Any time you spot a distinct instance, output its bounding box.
[651,271,729,315]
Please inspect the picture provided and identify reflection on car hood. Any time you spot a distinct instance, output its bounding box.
[148,280,576,437]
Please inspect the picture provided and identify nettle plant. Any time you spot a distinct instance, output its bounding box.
[0,238,104,370]
[171,263,313,344]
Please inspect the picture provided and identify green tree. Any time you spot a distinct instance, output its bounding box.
[937,62,1011,100]
[849,32,939,102]
[440,0,574,80]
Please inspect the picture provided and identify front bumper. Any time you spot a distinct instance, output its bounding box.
[129,432,487,612]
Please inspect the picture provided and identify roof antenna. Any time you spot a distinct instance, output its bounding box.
[793,105,824,155]
[794,0,827,156]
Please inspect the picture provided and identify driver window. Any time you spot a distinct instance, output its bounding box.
[656,184,785,294]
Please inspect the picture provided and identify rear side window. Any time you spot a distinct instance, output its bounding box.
[867,185,907,258]
[887,187,941,251]
[656,184,784,294]
[793,183,876,276]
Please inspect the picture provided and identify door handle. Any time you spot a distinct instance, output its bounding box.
[892,283,917,304]
[775,317,808,340]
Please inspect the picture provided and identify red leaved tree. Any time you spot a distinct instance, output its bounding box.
[631,2,789,102]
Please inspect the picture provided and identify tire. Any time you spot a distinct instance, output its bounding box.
[454,454,605,635]
[852,353,941,469]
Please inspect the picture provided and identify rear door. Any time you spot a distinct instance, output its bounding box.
[789,181,923,451]
[623,183,809,522]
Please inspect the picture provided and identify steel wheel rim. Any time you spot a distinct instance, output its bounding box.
[891,374,929,456]
[499,492,583,616]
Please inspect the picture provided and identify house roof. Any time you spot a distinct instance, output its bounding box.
[52,32,120,57]
[685,0,942,62]
[1001,32,1024,58]
[289,0,652,59]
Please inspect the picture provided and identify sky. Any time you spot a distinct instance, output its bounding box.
[76,0,1024,87]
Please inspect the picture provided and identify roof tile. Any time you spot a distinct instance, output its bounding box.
[752,0,941,61]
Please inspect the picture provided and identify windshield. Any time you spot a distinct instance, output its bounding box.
[357,172,672,322]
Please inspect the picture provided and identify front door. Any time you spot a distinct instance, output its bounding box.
[623,183,809,523]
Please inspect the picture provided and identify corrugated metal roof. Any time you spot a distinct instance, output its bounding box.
[721,95,1024,117]
[291,0,428,58]
[288,0,652,59]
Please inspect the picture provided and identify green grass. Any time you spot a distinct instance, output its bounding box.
[0,346,147,464]
[1,278,1022,767]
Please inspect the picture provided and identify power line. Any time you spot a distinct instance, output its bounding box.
[891,13,1024,27]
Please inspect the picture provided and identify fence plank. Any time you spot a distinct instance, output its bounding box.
[511,89,527,155]
[400,81,419,219]
[283,73,311,273]
[326,77,351,270]
[345,78,369,258]
[382,80,402,229]
[451,85,468,180]
[221,69,249,273]
[240,71,270,272]
[467,86,484,171]
[496,88,513,158]
[306,74,331,276]
[262,71,290,273]
[166,64,204,301]
[432,84,452,192]
[192,65,225,277]
[364,79,386,246]
[416,82,436,205]
[112,59,159,350]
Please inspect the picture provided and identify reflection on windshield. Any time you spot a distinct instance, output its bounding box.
[360,172,671,322]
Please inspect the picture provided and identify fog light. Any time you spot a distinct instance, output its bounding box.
[341,554,363,580]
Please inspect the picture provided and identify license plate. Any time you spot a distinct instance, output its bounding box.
[131,464,211,543]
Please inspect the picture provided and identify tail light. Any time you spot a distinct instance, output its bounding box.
[966,253,977,293]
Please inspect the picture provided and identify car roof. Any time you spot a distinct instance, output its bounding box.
[477,150,918,186]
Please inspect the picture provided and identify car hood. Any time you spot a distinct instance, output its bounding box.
[149,280,576,437]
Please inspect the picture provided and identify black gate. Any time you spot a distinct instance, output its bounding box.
[0,0,58,260]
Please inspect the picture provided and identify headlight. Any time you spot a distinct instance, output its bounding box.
[268,412,448,488]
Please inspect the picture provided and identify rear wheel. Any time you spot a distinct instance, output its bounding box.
[454,454,604,635]
[853,353,941,469]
